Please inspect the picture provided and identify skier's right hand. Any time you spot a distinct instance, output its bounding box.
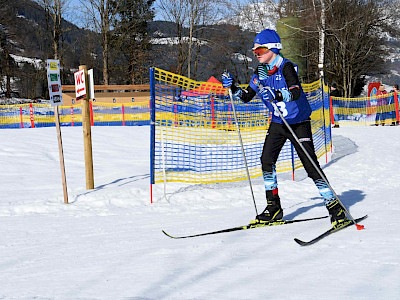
[222,72,234,88]
[260,87,276,103]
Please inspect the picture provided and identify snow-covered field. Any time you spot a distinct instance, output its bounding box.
[0,125,399,299]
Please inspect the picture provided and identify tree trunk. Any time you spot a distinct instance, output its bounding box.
[187,0,194,79]
[52,0,62,59]
[101,0,109,85]
[318,0,325,78]
[102,37,109,84]
[5,51,11,98]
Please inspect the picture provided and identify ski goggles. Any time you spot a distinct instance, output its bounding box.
[252,46,270,57]
[252,43,282,56]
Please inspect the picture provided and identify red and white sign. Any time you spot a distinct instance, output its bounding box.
[74,69,87,100]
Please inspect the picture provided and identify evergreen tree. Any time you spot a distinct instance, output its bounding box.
[113,0,155,84]
[0,1,17,98]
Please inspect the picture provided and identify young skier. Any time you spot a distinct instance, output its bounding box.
[222,29,348,228]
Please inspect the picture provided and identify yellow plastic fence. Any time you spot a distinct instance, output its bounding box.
[331,92,400,126]
[0,102,150,128]
[150,68,332,184]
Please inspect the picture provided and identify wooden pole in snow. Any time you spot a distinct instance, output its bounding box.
[80,65,94,190]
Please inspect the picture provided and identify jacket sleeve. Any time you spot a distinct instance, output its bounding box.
[281,62,301,101]
[231,84,257,103]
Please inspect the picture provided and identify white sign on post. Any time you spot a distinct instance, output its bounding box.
[74,69,87,100]
[46,59,63,106]
[88,69,95,99]
[46,59,68,203]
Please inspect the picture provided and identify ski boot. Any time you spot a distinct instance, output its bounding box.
[256,190,283,223]
[326,199,350,229]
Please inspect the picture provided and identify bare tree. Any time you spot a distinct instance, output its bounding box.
[158,0,223,79]
[277,0,398,96]
[0,3,15,98]
[79,0,117,84]
[36,0,68,59]
[113,0,155,84]
[157,0,187,75]
[311,0,325,78]
[324,0,395,96]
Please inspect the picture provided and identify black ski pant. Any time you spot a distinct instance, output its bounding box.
[260,119,325,182]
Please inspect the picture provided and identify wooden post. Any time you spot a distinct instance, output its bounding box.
[54,106,69,204]
[80,65,94,190]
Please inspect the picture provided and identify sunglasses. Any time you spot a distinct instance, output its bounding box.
[253,47,270,57]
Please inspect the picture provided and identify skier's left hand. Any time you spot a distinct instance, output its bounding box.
[260,87,276,103]
[222,72,234,88]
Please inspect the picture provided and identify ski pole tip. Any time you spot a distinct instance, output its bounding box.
[355,223,365,230]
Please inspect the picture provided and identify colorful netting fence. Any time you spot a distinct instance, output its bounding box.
[149,67,332,185]
[330,92,400,126]
[0,102,150,128]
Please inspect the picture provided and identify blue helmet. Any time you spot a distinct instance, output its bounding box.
[253,29,282,54]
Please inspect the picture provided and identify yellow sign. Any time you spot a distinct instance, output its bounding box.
[50,62,58,70]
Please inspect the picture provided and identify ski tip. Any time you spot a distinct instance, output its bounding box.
[162,230,176,239]
[355,214,368,230]
[294,238,308,246]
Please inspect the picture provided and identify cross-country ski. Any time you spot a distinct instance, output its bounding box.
[163,215,328,239]
[294,215,368,246]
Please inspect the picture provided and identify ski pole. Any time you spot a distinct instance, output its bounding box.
[270,101,363,229]
[227,87,258,216]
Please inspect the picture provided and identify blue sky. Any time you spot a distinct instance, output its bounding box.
[65,0,163,26]
[64,0,279,27]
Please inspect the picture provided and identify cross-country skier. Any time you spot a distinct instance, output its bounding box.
[222,29,348,228]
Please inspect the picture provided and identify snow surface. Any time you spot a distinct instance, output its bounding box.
[150,37,207,46]
[221,0,278,33]
[0,125,399,299]
[10,54,42,69]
